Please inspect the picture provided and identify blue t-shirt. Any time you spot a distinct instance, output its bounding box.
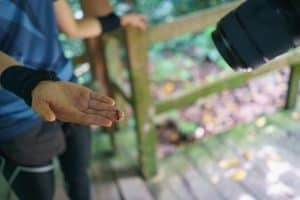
[0,0,74,141]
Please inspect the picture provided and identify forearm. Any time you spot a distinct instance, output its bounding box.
[55,0,101,39]
[81,0,113,17]
[70,17,101,39]
[55,0,120,39]
[0,51,20,75]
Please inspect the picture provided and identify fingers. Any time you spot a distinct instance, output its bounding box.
[84,109,125,122]
[121,14,147,31]
[84,109,120,121]
[91,92,115,105]
[116,110,125,121]
[33,101,56,122]
[89,99,117,111]
[134,21,147,31]
[75,111,113,127]
[131,18,147,31]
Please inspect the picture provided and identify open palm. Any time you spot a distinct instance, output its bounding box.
[31,81,123,126]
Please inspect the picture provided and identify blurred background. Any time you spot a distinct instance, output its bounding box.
[0,0,293,199]
[63,0,289,159]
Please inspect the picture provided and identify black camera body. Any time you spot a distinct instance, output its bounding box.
[212,0,300,70]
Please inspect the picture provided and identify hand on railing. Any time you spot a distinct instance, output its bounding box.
[120,13,147,31]
[32,81,124,126]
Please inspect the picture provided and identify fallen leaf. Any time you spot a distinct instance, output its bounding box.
[163,82,175,94]
[292,112,300,120]
[211,175,220,184]
[202,114,215,124]
[169,132,180,142]
[243,151,254,161]
[231,169,247,181]
[219,158,241,169]
[256,117,266,128]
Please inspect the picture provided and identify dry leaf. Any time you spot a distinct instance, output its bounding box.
[202,114,214,124]
[169,132,180,142]
[243,151,254,161]
[268,152,282,161]
[211,175,220,184]
[163,82,175,94]
[256,117,266,128]
[292,112,300,120]
[231,169,247,181]
[219,158,241,169]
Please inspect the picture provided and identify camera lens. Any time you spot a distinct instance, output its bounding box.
[212,0,300,70]
[212,27,243,68]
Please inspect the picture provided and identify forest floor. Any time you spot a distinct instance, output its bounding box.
[61,110,300,200]
[149,53,290,159]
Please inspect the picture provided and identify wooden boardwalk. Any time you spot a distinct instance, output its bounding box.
[74,111,300,200]
[2,111,300,200]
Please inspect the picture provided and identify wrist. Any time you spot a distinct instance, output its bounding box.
[0,66,60,106]
[97,12,121,33]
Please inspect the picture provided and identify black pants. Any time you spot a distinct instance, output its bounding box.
[0,122,91,200]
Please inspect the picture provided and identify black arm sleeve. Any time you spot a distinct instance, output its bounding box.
[97,12,121,33]
[0,66,59,106]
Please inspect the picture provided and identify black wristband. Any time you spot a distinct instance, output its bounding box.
[97,12,121,33]
[0,66,59,106]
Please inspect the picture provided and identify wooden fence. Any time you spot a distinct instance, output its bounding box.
[75,0,300,179]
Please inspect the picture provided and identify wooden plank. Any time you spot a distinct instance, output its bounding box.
[214,137,275,200]
[185,141,249,200]
[148,1,243,44]
[156,47,300,114]
[148,179,179,200]
[250,120,300,199]
[117,177,154,200]
[199,127,275,200]
[267,113,300,157]
[165,175,194,200]
[214,113,300,200]
[91,160,121,200]
[125,27,158,178]
[161,148,224,200]
[179,160,224,200]
[152,154,195,200]
[279,172,300,197]
[285,63,300,109]
[92,181,121,200]
[159,156,195,200]
[109,131,155,200]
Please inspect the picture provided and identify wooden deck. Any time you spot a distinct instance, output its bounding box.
[75,111,300,200]
[1,110,300,200]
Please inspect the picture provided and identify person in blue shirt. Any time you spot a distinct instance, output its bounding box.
[0,0,146,199]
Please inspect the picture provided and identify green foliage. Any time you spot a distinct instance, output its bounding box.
[178,120,198,135]
[121,0,237,24]
[59,0,85,59]
[61,0,233,85]
[150,26,230,83]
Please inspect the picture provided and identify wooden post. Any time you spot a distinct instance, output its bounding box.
[80,0,117,153]
[285,63,300,109]
[102,35,128,130]
[125,27,157,178]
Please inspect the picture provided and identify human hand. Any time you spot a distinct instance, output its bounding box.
[31,81,124,126]
[120,13,147,31]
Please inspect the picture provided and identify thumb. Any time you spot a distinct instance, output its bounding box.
[34,101,56,122]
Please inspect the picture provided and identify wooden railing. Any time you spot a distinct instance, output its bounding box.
[74,0,300,178]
